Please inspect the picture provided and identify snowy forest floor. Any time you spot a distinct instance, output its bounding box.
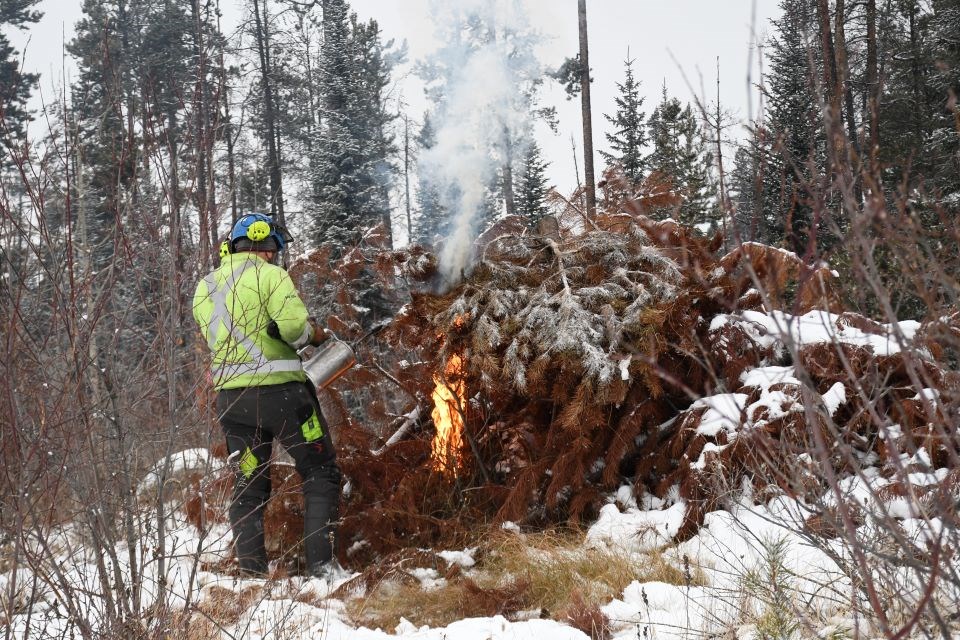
[4,217,960,639]
[4,465,938,640]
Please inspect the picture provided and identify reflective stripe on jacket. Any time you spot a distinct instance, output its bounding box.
[192,253,309,390]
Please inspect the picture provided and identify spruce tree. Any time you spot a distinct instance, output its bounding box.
[601,55,646,184]
[923,0,959,199]
[730,134,768,243]
[875,0,960,203]
[762,0,823,253]
[70,0,207,243]
[413,112,444,245]
[348,16,397,245]
[0,0,41,149]
[517,139,552,227]
[645,87,715,228]
[69,0,140,268]
[0,0,42,294]
[310,0,397,252]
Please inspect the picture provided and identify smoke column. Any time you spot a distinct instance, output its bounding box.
[419,0,542,287]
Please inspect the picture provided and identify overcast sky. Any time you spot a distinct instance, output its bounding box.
[8,0,781,192]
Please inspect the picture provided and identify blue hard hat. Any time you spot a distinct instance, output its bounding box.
[230,213,293,251]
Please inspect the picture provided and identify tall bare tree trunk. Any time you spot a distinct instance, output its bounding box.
[578,0,596,218]
[816,0,842,147]
[866,0,880,169]
[217,0,238,226]
[834,0,862,203]
[404,114,412,240]
[834,0,860,157]
[252,0,285,226]
[714,58,730,237]
[501,124,516,217]
[907,2,924,146]
[192,0,214,270]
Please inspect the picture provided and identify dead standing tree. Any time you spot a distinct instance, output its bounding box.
[578,0,596,219]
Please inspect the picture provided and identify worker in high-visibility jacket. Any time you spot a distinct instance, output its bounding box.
[193,212,341,579]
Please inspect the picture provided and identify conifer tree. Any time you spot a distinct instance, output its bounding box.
[69,0,141,268]
[601,55,646,184]
[0,0,41,149]
[729,135,769,243]
[348,15,397,245]
[413,112,444,245]
[517,139,552,227]
[645,87,715,228]
[927,0,960,199]
[311,0,358,248]
[310,0,397,252]
[762,0,823,253]
[0,0,42,293]
[294,0,400,324]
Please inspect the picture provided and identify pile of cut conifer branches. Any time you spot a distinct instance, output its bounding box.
[187,202,958,571]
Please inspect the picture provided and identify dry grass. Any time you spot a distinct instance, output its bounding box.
[343,528,707,633]
[182,585,266,639]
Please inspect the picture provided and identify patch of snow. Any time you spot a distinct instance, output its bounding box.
[604,580,733,638]
[886,497,918,520]
[586,502,686,553]
[437,549,476,568]
[690,442,729,470]
[913,388,940,402]
[740,365,799,390]
[500,521,521,533]
[879,423,903,440]
[708,314,730,333]
[409,568,445,591]
[692,393,747,437]
[907,447,932,469]
[822,382,847,416]
[137,448,223,496]
[716,309,922,357]
[614,484,638,510]
[907,467,949,487]
[749,389,801,422]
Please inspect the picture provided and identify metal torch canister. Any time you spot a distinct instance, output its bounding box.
[301,339,357,390]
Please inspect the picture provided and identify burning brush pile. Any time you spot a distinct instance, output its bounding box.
[187,207,959,572]
[324,204,958,564]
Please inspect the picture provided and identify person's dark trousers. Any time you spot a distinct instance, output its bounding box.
[217,381,341,576]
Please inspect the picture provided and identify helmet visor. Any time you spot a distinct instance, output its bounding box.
[273,222,294,246]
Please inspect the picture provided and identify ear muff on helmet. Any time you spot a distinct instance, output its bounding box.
[219,241,231,259]
[246,219,272,242]
[229,213,294,252]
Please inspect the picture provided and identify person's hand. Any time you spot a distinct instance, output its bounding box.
[309,320,329,347]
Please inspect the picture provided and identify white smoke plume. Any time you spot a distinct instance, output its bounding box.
[418,0,542,287]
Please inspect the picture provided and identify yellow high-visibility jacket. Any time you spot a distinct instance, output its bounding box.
[193,253,310,390]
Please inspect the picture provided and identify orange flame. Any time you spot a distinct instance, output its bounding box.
[431,352,465,475]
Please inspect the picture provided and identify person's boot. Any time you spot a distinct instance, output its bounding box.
[230,499,269,577]
[302,465,340,577]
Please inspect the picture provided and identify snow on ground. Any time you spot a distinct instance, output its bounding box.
[2,307,954,639]
[137,447,225,496]
[1,483,870,639]
[599,495,852,639]
[709,308,922,356]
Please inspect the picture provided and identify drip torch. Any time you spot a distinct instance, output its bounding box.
[298,318,391,390]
